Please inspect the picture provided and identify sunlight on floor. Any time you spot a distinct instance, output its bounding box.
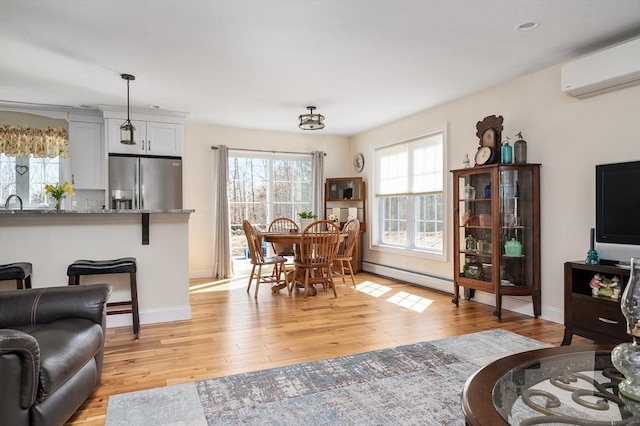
[190,277,247,293]
[386,291,433,313]
[355,281,392,297]
[356,280,433,313]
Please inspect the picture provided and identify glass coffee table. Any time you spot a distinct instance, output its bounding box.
[462,345,639,425]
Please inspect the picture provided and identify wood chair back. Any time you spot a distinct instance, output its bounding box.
[299,220,341,267]
[294,220,341,298]
[243,220,265,264]
[268,217,298,256]
[334,219,360,287]
[336,219,360,258]
[242,220,289,298]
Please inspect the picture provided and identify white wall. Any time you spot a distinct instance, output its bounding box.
[183,125,350,277]
[350,63,640,322]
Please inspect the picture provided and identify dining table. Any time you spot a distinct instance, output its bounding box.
[261,230,345,296]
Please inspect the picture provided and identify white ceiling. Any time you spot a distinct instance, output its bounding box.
[1,0,639,136]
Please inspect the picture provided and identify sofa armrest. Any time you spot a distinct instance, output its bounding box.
[0,329,40,409]
[0,284,112,328]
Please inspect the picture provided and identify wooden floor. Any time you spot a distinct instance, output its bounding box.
[67,272,592,425]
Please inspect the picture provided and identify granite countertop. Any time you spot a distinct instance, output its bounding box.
[0,208,195,215]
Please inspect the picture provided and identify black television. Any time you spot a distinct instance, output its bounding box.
[595,160,640,245]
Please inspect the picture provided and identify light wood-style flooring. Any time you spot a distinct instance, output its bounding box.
[67,272,592,425]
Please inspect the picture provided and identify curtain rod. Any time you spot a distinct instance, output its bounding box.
[211,145,326,156]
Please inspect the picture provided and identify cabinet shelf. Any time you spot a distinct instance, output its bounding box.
[452,164,541,319]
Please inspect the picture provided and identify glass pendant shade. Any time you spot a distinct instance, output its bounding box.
[120,73,136,145]
[120,120,135,145]
[299,106,325,130]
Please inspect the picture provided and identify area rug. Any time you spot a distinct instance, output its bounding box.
[105,329,550,425]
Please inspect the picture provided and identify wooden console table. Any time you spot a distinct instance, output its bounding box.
[563,261,632,345]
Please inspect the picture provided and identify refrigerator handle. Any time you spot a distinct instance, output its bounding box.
[140,162,144,209]
[134,161,140,210]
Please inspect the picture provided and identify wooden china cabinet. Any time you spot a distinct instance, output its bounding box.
[324,177,366,272]
[451,164,541,318]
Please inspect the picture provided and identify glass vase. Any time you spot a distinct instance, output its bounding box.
[55,198,62,210]
[612,257,640,401]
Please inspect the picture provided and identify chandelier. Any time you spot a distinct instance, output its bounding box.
[120,73,136,145]
[298,106,325,130]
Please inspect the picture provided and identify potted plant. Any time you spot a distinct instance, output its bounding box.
[297,212,317,230]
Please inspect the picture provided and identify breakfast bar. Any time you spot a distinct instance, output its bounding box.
[0,209,194,327]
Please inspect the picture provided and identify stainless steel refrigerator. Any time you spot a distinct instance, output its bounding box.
[108,155,182,210]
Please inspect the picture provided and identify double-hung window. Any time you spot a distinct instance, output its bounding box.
[372,129,446,259]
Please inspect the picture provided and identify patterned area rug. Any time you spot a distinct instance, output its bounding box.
[105,329,550,425]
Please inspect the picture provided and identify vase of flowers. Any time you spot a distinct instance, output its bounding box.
[45,181,74,210]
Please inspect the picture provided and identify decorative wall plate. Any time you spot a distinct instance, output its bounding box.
[353,152,364,173]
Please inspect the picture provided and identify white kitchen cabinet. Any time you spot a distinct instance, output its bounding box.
[107,119,183,156]
[68,121,105,189]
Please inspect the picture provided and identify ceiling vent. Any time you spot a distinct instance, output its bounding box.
[561,38,640,99]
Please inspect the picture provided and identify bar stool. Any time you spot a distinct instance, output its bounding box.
[67,257,139,338]
[0,262,33,289]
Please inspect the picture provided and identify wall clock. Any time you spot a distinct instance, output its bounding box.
[475,115,504,164]
[353,152,364,173]
[474,146,495,166]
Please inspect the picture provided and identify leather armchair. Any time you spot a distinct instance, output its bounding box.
[0,284,112,426]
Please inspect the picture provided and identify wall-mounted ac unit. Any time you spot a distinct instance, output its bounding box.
[561,38,640,99]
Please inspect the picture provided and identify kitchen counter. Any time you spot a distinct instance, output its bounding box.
[1,209,193,328]
[0,208,194,215]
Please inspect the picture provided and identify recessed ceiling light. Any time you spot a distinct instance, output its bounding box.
[148,105,160,109]
[516,22,538,32]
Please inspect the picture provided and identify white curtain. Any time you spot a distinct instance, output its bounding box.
[212,145,233,278]
[312,151,324,215]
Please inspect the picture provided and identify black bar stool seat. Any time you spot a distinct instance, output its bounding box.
[0,262,33,289]
[67,257,139,338]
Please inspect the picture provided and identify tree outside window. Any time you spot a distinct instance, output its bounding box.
[228,152,313,258]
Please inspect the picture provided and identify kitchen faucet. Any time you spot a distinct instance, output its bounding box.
[4,194,23,210]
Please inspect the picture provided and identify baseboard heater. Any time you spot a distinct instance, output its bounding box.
[362,261,453,294]
[362,260,551,321]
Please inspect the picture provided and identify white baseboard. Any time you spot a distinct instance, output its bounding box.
[189,269,214,279]
[106,305,191,328]
[363,262,562,325]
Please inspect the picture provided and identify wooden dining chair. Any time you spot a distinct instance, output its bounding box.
[334,219,360,287]
[293,220,341,299]
[267,217,299,256]
[242,220,289,298]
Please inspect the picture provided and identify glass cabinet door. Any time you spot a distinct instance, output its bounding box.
[457,170,493,283]
[499,168,534,287]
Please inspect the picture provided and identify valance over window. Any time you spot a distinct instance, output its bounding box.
[0,125,69,158]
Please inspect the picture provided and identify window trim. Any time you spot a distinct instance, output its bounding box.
[368,124,448,262]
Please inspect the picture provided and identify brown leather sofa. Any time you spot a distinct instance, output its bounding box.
[0,284,112,426]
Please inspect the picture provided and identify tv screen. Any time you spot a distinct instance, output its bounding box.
[595,160,640,245]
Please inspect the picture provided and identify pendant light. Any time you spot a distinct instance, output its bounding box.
[298,106,325,130]
[120,73,136,145]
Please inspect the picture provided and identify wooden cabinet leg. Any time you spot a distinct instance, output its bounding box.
[561,329,573,346]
